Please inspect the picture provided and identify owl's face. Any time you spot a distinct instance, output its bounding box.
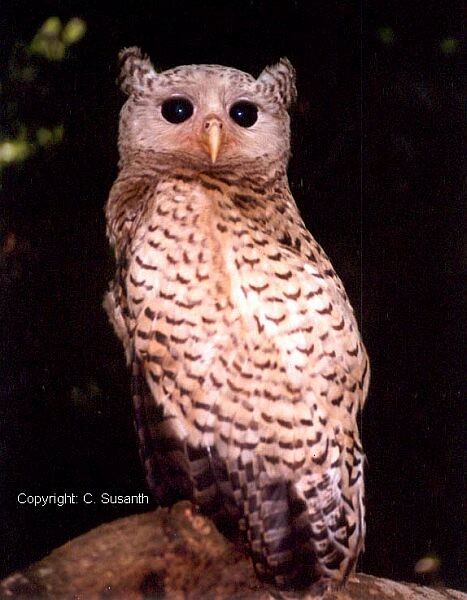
[118,48,296,168]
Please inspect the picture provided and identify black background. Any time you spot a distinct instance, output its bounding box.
[1,0,465,591]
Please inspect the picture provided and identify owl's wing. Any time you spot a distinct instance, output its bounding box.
[132,356,242,534]
[131,357,193,505]
[207,219,368,586]
[104,178,228,517]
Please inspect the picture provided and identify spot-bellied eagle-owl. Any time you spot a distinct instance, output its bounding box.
[104,47,369,591]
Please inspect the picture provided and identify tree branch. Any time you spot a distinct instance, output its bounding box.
[1,502,465,599]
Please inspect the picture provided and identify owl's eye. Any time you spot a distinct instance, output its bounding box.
[161,97,194,124]
[229,101,258,128]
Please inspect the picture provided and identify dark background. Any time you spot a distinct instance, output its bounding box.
[1,0,465,591]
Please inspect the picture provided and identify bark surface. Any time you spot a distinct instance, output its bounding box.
[1,502,465,600]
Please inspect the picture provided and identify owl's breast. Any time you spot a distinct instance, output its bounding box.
[125,179,244,429]
[123,176,368,459]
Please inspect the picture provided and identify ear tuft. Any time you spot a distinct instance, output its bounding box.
[257,58,297,110]
[117,46,156,96]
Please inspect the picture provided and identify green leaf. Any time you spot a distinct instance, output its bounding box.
[0,139,33,165]
[440,37,458,54]
[29,17,65,60]
[378,26,395,45]
[52,125,64,143]
[40,16,63,36]
[36,128,53,146]
[63,18,87,45]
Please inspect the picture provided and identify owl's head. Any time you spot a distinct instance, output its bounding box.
[117,47,296,169]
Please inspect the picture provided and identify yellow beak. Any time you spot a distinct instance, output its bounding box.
[205,122,222,164]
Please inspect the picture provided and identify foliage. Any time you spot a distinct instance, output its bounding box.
[0,17,86,171]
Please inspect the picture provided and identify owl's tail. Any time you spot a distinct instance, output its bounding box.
[226,456,321,590]
[225,455,364,590]
[293,451,366,585]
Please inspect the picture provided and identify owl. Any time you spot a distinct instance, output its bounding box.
[104,47,370,592]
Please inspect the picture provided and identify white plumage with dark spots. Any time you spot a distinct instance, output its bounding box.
[104,46,370,592]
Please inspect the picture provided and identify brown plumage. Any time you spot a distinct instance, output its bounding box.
[104,47,370,591]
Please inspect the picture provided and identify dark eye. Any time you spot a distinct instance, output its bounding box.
[229,101,258,128]
[161,97,194,124]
